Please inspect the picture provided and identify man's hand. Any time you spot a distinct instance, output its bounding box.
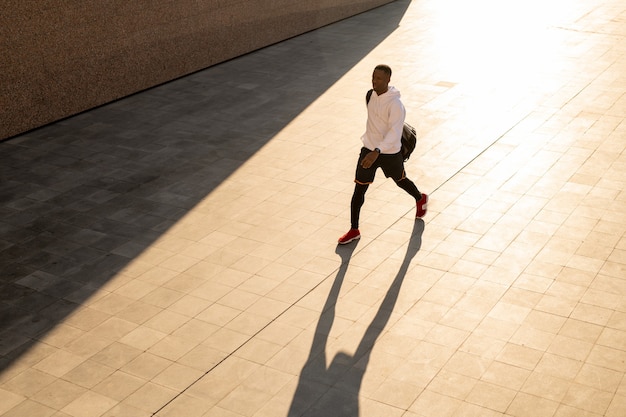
[360,150,379,169]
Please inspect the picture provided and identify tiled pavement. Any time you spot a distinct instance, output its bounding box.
[2,0,626,416]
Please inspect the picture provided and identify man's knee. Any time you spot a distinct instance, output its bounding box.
[393,173,407,183]
[354,183,369,195]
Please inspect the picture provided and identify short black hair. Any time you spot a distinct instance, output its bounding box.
[374,64,392,77]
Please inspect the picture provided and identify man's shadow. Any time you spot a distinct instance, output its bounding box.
[287,219,425,417]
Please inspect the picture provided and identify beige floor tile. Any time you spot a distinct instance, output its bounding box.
[522,371,570,403]
[113,279,158,301]
[140,287,186,309]
[148,334,199,361]
[157,393,213,417]
[162,273,207,294]
[535,294,578,317]
[265,346,311,376]
[454,295,498,317]
[466,380,517,413]
[32,349,86,378]
[143,309,191,335]
[99,403,151,417]
[115,301,163,325]
[89,293,136,316]
[510,325,556,351]
[606,394,626,417]
[1,368,57,398]
[553,404,603,417]
[218,288,262,311]
[171,318,219,344]
[92,370,145,401]
[1,399,56,417]
[481,361,531,391]
[443,351,491,379]
[61,390,118,417]
[536,353,584,380]
[88,317,138,344]
[394,351,441,387]
[582,287,622,310]
[153,363,204,392]
[88,342,142,370]
[488,301,531,324]
[159,253,201,273]
[424,324,470,349]
[62,332,112,359]
[558,318,603,343]
[63,308,111,332]
[409,389,462,417]
[427,370,477,401]
[506,392,559,417]
[474,317,519,341]
[119,326,167,351]
[61,359,115,389]
[40,325,85,350]
[459,334,507,360]
[523,310,566,334]
[122,382,178,414]
[496,343,543,370]
[547,335,594,361]
[587,345,626,372]
[195,302,240,327]
[186,357,260,403]
[439,308,483,332]
[501,287,542,309]
[121,352,172,380]
[452,402,505,417]
[241,367,291,398]
[570,302,614,326]
[31,379,87,410]
[575,363,623,393]
[562,382,615,415]
[369,378,422,409]
[0,389,24,415]
[201,328,250,354]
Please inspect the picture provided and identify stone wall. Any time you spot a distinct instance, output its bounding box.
[1,0,393,140]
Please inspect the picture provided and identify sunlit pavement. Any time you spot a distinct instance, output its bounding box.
[2,0,626,416]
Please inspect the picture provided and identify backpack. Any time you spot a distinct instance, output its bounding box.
[366,89,417,161]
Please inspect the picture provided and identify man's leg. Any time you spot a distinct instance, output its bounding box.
[339,183,368,244]
[350,183,369,230]
[339,149,375,244]
[395,177,421,200]
[396,177,428,218]
[396,177,428,217]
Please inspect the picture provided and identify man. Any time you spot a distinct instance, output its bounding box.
[338,64,428,245]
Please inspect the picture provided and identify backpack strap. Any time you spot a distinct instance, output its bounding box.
[366,89,373,105]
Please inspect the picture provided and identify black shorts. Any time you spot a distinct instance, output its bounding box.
[355,147,406,184]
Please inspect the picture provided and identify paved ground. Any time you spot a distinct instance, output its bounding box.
[2,0,626,416]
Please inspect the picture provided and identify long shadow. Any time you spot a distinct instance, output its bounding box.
[0,1,411,371]
[288,219,424,417]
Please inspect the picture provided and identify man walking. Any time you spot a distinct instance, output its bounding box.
[338,64,428,244]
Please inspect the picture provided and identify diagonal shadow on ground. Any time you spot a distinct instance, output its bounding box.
[288,219,424,417]
[0,2,411,373]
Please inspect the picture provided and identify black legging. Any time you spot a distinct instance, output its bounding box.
[350,178,421,229]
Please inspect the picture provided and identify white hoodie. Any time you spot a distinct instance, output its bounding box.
[361,86,405,154]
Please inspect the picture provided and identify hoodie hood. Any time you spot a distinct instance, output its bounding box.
[381,86,401,99]
[372,86,401,101]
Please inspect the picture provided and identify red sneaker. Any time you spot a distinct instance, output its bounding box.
[338,229,360,244]
[416,193,428,218]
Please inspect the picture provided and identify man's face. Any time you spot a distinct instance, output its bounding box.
[372,69,390,94]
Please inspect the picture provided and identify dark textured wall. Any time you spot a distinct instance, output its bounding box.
[1,0,393,140]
